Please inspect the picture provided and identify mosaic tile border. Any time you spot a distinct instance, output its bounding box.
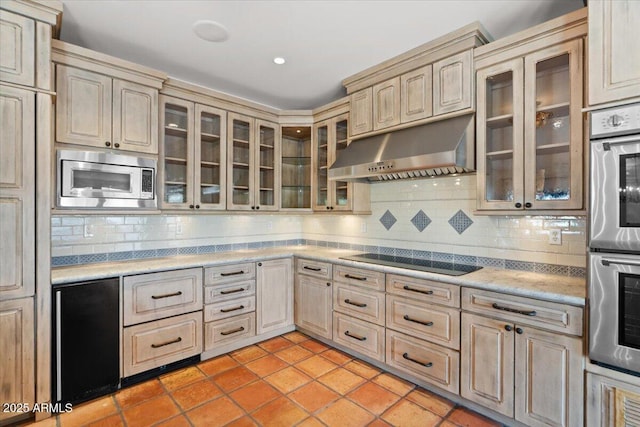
[52,239,586,278]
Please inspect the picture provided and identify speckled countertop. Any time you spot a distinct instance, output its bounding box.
[52,246,586,306]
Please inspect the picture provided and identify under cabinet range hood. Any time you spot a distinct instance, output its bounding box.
[329,113,475,182]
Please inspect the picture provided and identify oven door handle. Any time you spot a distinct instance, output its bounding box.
[600,135,640,150]
[601,258,640,268]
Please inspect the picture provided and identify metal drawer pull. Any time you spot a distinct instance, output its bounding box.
[491,303,537,316]
[220,270,245,277]
[151,337,182,348]
[403,315,433,327]
[220,288,245,295]
[403,285,433,295]
[344,330,367,341]
[402,352,432,368]
[345,274,367,281]
[151,291,182,299]
[303,266,322,271]
[345,299,367,308]
[601,258,640,268]
[220,326,245,336]
[220,305,245,313]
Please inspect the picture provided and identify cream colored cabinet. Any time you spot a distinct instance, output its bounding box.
[56,64,158,154]
[401,65,433,124]
[0,85,34,300]
[586,371,640,427]
[281,126,311,209]
[373,77,400,130]
[588,0,640,106]
[433,50,472,115]
[256,258,293,334]
[349,87,372,136]
[227,113,280,211]
[0,10,35,87]
[160,96,226,210]
[294,259,333,339]
[0,298,34,423]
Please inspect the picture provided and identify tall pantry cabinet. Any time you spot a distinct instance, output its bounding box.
[0,1,62,424]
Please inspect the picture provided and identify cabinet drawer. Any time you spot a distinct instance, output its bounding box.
[204,280,255,303]
[123,268,203,326]
[333,282,385,326]
[333,312,385,362]
[205,312,255,350]
[205,263,255,285]
[462,288,583,336]
[296,258,332,279]
[333,265,385,291]
[386,274,460,308]
[204,296,255,322]
[386,330,460,395]
[123,311,202,377]
[386,294,460,350]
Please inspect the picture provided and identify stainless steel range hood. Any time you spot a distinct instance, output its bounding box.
[329,113,475,182]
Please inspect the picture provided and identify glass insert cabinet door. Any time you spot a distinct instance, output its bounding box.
[255,120,280,211]
[313,122,329,210]
[195,104,226,210]
[281,126,311,209]
[332,117,351,211]
[161,96,194,209]
[227,113,254,210]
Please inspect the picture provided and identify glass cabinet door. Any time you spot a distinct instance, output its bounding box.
[330,115,352,211]
[281,126,311,209]
[195,105,226,210]
[256,120,280,211]
[160,96,194,209]
[477,59,524,210]
[313,122,330,210]
[524,39,583,210]
[227,113,254,210]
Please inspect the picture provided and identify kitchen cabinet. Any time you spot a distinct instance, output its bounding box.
[349,87,372,136]
[227,113,280,211]
[460,288,584,427]
[433,50,473,116]
[294,258,333,339]
[586,371,640,427]
[256,258,293,334]
[588,0,640,106]
[373,77,401,130]
[160,95,227,210]
[400,65,433,124]
[475,10,586,213]
[0,10,35,87]
[56,64,159,154]
[281,126,311,209]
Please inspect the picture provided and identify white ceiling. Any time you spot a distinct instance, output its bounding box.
[58,0,584,110]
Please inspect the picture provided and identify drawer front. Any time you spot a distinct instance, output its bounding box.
[333,265,385,291]
[386,330,460,395]
[123,311,202,377]
[461,288,583,336]
[386,295,460,350]
[386,274,460,308]
[205,312,256,350]
[205,263,255,285]
[204,280,255,304]
[333,312,385,362]
[204,296,255,322]
[123,268,203,326]
[333,283,385,326]
[296,258,332,279]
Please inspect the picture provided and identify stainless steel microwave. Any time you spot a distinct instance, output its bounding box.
[57,150,156,209]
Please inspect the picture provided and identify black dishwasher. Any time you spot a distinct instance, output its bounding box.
[52,278,120,405]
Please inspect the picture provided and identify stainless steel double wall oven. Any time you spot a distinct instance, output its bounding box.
[589,103,640,376]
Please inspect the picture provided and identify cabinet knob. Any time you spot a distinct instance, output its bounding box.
[114,142,120,148]
[256,206,260,210]
[189,204,194,209]
[330,206,334,210]
[516,327,524,335]
[505,325,513,332]
[195,205,200,209]
[515,202,522,208]
[258,262,262,267]
[326,206,330,210]
[525,202,532,208]
[251,206,256,210]
[105,141,111,147]
[326,282,331,287]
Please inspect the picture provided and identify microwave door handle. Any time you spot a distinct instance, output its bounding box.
[601,258,640,268]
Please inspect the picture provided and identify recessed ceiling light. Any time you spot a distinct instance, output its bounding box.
[192,20,229,42]
[273,57,286,65]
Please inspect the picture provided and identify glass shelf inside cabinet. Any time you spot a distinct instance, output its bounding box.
[534,53,571,201]
[316,125,329,207]
[281,127,311,209]
[484,70,515,202]
[164,104,189,204]
[333,119,350,207]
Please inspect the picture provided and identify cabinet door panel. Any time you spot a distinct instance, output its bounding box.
[0,10,35,87]
[113,80,158,154]
[255,120,280,211]
[461,312,514,417]
[227,113,255,210]
[433,50,472,115]
[373,77,400,130]
[56,65,112,147]
[515,326,583,427]
[256,259,293,334]
[294,274,332,339]
[350,88,372,136]
[195,104,226,210]
[401,65,433,123]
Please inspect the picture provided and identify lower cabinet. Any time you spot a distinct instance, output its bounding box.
[294,269,333,339]
[205,313,256,349]
[586,371,640,427]
[333,312,385,362]
[256,258,293,334]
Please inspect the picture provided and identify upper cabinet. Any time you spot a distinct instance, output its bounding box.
[52,40,166,154]
[281,126,312,210]
[474,9,586,214]
[588,0,640,106]
[343,23,490,138]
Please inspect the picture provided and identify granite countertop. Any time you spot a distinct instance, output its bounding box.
[52,246,586,306]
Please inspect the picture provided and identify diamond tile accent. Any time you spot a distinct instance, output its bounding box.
[411,210,432,232]
[379,210,397,231]
[448,210,473,234]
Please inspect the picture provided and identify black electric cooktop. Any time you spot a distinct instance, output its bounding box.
[340,253,482,276]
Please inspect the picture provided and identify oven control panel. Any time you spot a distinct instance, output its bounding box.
[591,103,640,138]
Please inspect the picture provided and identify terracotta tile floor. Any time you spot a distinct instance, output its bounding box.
[25,332,503,427]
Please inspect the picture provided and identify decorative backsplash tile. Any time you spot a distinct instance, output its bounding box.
[410,210,432,232]
[379,210,397,230]
[448,210,473,234]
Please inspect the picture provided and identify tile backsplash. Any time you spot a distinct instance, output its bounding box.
[52,175,587,276]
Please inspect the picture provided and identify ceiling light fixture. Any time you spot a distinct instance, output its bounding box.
[273,57,286,65]
[192,20,229,42]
